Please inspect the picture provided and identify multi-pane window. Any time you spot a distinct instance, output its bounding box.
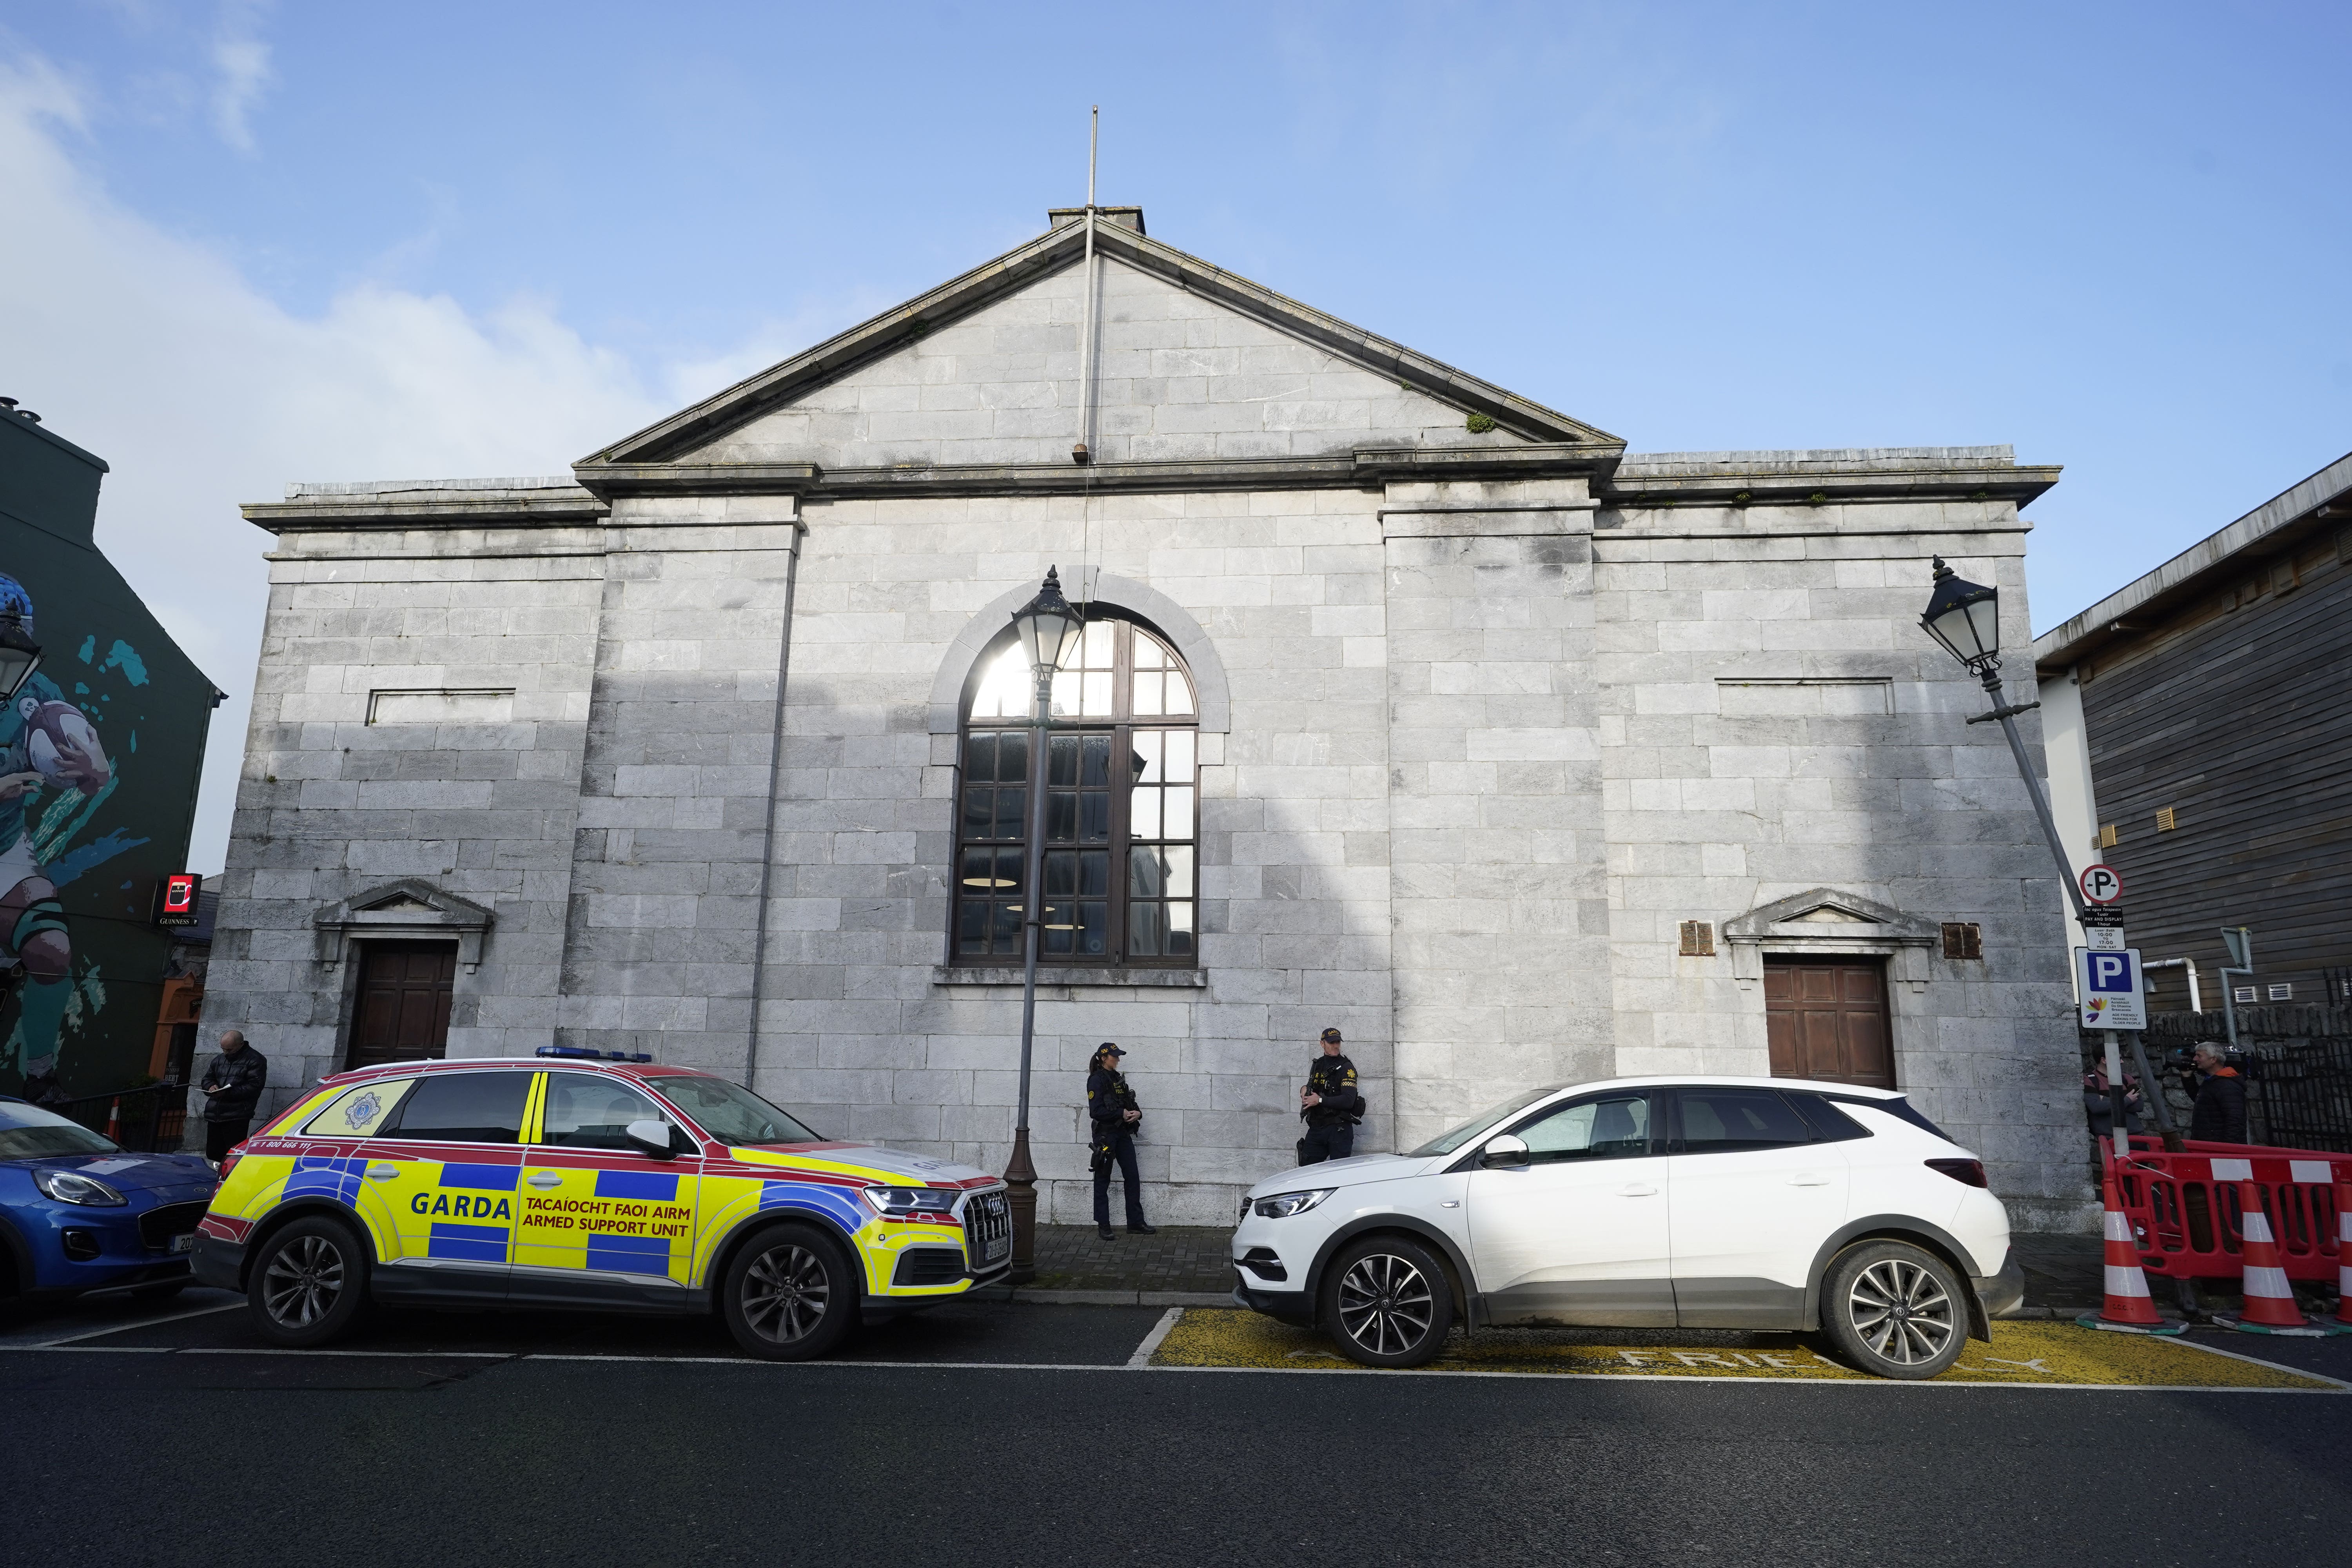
[955,617,1198,966]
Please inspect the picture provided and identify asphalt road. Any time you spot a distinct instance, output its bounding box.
[7,1289,2350,1568]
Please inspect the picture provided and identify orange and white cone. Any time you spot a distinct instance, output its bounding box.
[2079,1163,2182,1334]
[2330,1176,2352,1336]
[103,1097,120,1142]
[2219,1179,2320,1336]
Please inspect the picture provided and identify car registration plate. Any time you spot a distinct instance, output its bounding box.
[985,1232,1009,1261]
[171,1233,196,1254]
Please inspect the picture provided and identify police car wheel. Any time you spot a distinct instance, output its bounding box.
[1819,1240,1966,1380]
[723,1225,856,1361]
[1321,1234,1454,1368]
[248,1216,369,1347]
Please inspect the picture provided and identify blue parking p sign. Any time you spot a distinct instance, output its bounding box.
[2076,946,2145,1030]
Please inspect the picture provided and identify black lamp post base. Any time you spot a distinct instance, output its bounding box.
[1003,1126,1040,1283]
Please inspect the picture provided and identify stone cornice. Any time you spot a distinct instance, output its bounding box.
[579,220,1620,467]
[570,444,1625,503]
[244,491,608,533]
[1600,462,2060,509]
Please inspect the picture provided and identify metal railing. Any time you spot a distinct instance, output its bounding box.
[2240,1038,2352,1153]
[45,1083,189,1153]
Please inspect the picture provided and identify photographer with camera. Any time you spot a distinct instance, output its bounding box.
[2187,1041,2248,1144]
[2082,1063,2144,1145]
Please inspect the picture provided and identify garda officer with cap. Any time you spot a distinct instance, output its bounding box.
[1297,1027,1364,1165]
[1086,1043,1155,1240]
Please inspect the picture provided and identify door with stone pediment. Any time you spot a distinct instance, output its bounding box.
[1762,958,1894,1089]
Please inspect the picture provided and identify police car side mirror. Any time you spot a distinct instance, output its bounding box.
[626,1120,679,1161]
[1479,1134,1529,1170]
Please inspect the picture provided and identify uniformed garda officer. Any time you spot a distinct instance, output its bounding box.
[1298,1027,1364,1165]
[1085,1044,1155,1240]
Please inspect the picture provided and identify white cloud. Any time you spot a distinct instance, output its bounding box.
[0,54,668,873]
[209,0,273,151]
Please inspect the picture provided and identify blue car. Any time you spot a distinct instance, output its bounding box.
[0,1096,219,1306]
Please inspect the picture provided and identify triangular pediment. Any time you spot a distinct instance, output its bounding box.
[1722,888,1938,944]
[315,878,494,930]
[360,894,437,915]
[579,216,1617,474]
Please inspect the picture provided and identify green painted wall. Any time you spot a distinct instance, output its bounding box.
[0,410,216,1101]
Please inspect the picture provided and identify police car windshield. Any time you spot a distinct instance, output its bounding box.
[658,1077,824,1147]
[0,1099,118,1160]
[1407,1085,1564,1157]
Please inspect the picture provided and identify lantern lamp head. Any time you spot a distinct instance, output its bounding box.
[1920,557,2002,674]
[1009,567,1087,677]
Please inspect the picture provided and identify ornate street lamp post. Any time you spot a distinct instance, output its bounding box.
[1916,557,2084,916]
[1917,557,2172,1152]
[1001,568,1087,1279]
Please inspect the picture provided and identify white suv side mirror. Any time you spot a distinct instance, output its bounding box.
[1479,1133,1529,1170]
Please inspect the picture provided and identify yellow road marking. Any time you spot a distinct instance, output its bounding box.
[1150,1311,2341,1390]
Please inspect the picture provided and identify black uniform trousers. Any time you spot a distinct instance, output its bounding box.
[1298,1123,1354,1164]
[1093,1130,1146,1227]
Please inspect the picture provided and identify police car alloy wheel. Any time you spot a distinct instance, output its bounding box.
[1820,1240,1965,1380]
[1321,1234,1455,1368]
[722,1223,856,1361]
[248,1216,370,1348]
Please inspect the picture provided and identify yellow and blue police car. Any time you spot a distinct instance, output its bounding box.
[192,1049,1012,1359]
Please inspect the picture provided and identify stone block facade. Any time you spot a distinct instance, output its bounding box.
[203,216,2096,1230]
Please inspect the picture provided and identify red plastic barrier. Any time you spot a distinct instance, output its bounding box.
[2110,1137,2346,1283]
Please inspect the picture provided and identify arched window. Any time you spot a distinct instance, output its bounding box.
[955,616,1198,966]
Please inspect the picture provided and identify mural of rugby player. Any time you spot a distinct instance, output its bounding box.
[0,575,111,1102]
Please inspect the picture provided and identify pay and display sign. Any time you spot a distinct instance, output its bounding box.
[2075,946,2145,1029]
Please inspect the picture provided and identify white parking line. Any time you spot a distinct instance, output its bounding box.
[1126,1307,1183,1368]
[178,1347,514,1360]
[36,1301,242,1348]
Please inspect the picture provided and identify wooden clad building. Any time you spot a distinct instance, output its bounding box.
[2036,452,2352,1011]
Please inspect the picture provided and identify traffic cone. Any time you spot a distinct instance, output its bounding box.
[2078,1162,2183,1335]
[2330,1176,2352,1336]
[2218,1179,2320,1336]
[103,1097,120,1142]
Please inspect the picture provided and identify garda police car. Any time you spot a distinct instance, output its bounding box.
[192,1051,1012,1359]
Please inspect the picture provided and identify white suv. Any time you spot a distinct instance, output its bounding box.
[1231,1076,2024,1379]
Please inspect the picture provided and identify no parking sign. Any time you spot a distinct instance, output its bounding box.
[2075,946,2145,1029]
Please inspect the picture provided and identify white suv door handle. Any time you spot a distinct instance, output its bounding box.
[1616,1183,1659,1197]
[527,1172,563,1190]
[1788,1173,1832,1187]
[365,1164,399,1181]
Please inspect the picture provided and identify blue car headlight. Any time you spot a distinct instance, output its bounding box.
[34,1169,127,1207]
[1250,1189,1332,1220]
[860,1186,960,1218]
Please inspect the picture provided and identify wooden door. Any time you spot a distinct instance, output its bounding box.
[1764,958,1894,1088]
[347,942,457,1069]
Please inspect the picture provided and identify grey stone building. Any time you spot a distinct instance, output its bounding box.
[208,208,2095,1229]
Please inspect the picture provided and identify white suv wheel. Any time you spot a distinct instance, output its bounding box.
[1321,1235,1455,1368]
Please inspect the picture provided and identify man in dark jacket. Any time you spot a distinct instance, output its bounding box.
[198,1030,267,1163]
[2187,1042,2247,1144]
[1298,1027,1364,1165]
[1085,1044,1153,1240]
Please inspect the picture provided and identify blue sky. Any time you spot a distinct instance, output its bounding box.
[4,2,2347,871]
